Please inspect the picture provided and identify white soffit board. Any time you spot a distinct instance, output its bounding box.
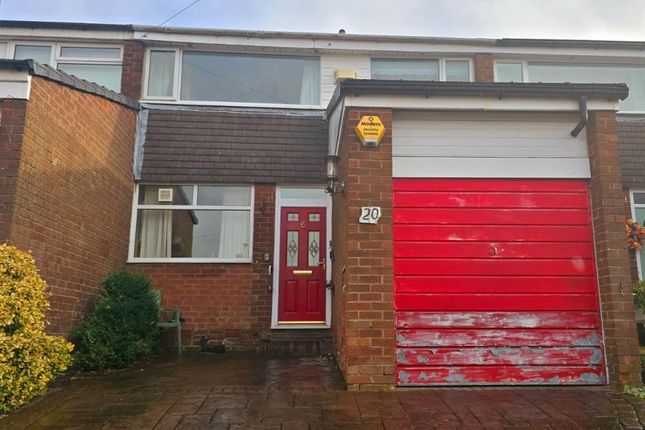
[0,69,30,99]
[392,110,590,179]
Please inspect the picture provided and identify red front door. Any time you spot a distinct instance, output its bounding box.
[278,207,326,324]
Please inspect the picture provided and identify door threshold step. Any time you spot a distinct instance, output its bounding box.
[260,338,331,356]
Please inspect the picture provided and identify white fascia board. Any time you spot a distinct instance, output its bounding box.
[134,31,316,50]
[0,69,30,99]
[134,30,645,61]
[342,94,619,112]
[0,28,132,42]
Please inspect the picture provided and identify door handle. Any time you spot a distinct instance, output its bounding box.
[293,270,313,276]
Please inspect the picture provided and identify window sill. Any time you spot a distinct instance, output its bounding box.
[127,258,253,264]
[139,99,324,110]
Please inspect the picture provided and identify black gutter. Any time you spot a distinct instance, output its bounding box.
[0,20,132,32]
[0,59,139,110]
[498,38,645,51]
[327,79,629,116]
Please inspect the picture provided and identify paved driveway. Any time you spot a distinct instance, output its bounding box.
[2,354,644,429]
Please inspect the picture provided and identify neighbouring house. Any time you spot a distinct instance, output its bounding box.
[0,20,644,390]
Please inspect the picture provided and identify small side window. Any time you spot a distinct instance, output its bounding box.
[496,62,524,82]
[445,60,470,82]
[147,50,176,97]
[14,45,52,65]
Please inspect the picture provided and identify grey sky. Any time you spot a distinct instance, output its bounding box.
[1,0,644,40]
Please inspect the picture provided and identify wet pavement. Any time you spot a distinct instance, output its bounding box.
[2,353,645,429]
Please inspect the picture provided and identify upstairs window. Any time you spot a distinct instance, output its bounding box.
[372,59,439,80]
[527,63,645,111]
[145,49,321,106]
[495,62,524,82]
[495,60,645,111]
[14,44,52,65]
[12,42,122,92]
[371,58,471,82]
[130,185,253,262]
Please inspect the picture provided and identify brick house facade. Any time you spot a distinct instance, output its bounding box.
[0,21,644,389]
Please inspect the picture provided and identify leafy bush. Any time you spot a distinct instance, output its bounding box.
[634,281,645,311]
[72,271,159,370]
[624,384,645,399]
[0,244,73,414]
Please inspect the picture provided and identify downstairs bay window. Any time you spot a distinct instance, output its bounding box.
[130,185,253,262]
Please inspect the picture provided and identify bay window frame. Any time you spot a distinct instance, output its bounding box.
[128,184,255,264]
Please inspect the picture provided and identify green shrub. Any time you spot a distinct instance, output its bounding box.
[624,384,645,399]
[634,281,645,311]
[72,271,159,370]
[0,244,73,414]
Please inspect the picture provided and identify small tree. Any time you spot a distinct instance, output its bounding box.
[0,244,73,414]
[72,271,159,370]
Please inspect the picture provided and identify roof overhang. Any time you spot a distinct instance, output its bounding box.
[326,79,628,157]
[327,80,628,115]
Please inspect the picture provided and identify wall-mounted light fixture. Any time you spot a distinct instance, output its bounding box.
[325,155,345,195]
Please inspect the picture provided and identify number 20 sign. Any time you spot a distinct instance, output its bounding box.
[359,207,382,224]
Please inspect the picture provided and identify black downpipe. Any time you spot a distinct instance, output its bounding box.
[570,96,588,137]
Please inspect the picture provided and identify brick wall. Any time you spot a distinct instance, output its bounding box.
[134,184,275,350]
[331,108,395,391]
[0,99,27,241]
[587,111,642,386]
[474,53,494,82]
[4,76,137,336]
[121,40,145,100]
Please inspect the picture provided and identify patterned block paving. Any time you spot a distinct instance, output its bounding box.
[2,354,644,429]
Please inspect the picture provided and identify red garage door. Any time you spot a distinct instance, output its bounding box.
[393,179,606,386]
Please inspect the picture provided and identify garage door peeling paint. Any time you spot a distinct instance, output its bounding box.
[393,179,606,386]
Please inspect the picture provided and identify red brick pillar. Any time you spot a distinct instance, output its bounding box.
[587,111,642,386]
[251,184,275,331]
[121,41,145,100]
[474,54,494,82]
[333,108,395,391]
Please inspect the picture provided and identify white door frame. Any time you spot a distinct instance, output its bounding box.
[271,186,332,329]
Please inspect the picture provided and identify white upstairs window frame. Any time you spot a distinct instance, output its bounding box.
[10,41,55,65]
[370,57,474,82]
[441,57,475,82]
[9,41,123,91]
[9,41,122,66]
[142,47,181,101]
[493,60,529,83]
[141,47,323,108]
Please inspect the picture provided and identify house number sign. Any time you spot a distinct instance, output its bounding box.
[359,207,382,224]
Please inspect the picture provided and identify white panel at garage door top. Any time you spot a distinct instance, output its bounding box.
[392,111,590,178]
